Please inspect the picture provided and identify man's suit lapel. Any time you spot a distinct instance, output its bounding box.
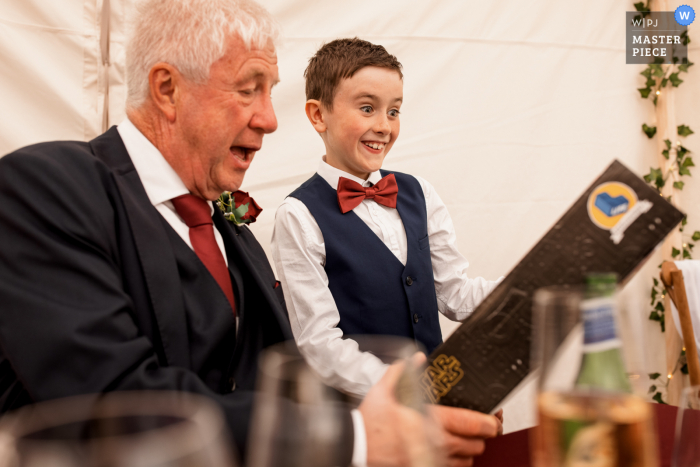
[89,127,191,368]
[213,211,293,341]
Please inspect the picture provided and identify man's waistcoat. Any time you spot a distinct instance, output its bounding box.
[289,170,442,354]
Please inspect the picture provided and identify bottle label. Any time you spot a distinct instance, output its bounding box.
[581,297,621,352]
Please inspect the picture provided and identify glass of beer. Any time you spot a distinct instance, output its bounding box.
[531,284,658,467]
[246,337,443,467]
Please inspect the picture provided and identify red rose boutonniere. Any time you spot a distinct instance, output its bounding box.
[217,191,263,225]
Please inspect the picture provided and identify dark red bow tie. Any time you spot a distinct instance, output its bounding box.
[336,174,399,214]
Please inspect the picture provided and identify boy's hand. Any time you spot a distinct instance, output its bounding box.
[429,405,500,467]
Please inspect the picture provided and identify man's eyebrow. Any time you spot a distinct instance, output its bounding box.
[237,69,279,86]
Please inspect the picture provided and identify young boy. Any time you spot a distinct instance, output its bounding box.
[271,38,501,398]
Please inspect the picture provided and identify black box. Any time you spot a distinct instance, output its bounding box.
[422,160,684,413]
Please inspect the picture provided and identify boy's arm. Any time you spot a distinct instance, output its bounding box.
[271,198,388,397]
[415,176,503,322]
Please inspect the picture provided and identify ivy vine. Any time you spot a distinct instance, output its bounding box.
[633,1,698,404]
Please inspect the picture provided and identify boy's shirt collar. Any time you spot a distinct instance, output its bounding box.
[317,157,384,191]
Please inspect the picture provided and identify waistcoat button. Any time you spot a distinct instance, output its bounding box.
[413,313,419,323]
[406,276,413,286]
[229,377,236,391]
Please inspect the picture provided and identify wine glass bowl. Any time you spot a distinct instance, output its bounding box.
[0,391,236,467]
[531,285,658,467]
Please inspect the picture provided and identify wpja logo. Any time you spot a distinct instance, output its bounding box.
[625,10,689,64]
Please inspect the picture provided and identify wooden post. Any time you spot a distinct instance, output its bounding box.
[651,0,685,405]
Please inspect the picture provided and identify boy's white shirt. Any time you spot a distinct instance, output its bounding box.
[271,159,502,398]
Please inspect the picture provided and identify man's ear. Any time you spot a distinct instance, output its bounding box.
[305,100,327,133]
[148,63,181,122]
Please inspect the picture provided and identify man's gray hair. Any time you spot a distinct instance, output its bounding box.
[126,0,280,109]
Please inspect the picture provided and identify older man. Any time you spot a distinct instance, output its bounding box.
[0,0,498,465]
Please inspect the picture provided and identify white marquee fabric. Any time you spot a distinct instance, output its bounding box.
[1,0,698,433]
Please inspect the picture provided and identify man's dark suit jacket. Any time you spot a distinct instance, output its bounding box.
[0,128,352,463]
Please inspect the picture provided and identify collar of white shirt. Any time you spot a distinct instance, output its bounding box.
[116,118,215,216]
[317,158,384,191]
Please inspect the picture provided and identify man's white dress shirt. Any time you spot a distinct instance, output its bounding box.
[117,121,367,466]
[116,119,228,264]
[272,159,501,397]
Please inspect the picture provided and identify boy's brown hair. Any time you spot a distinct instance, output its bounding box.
[304,38,403,111]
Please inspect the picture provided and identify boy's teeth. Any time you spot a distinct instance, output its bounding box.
[364,142,384,150]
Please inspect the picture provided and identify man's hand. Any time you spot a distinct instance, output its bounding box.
[360,359,445,467]
[360,354,504,467]
[429,405,501,467]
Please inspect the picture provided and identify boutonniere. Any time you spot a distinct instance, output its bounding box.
[217,190,263,225]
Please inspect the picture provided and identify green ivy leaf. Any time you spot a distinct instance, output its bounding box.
[683,248,692,259]
[655,300,666,312]
[678,125,694,137]
[640,67,652,78]
[653,277,659,286]
[649,385,657,393]
[642,124,657,138]
[664,139,672,150]
[661,314,666,332]
[688,243,694,251]
[662,149,670,159]
[646,78,656,87]
[672,247,681,258]
[677,146,689,160]
[682,157,695,168]
[681,31,691,46]
[692,231,700,242]
[650,311,661,321]
[681,363,689,375]
[653,392,668,404]
[669,73,683,87]
[633,1,646,11]
[649,372,661,380]
[673,181,684,190]
[651,64,665,77]
[651,287,658,304]
[679,166,691,176]
[678,61,694,72]
[661,77,668,88]
[638,87,652,98]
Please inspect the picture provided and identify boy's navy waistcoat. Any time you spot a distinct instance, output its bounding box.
[289,170,442,354]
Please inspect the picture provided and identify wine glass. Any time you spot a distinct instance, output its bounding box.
[246,337,442,467]
[0,391,236,467]
[673,385,700,467]
[530,286,657,467]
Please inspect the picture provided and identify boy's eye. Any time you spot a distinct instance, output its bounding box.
[360,105,373,113]
[388,109,400,117]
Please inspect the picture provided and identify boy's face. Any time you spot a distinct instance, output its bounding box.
[315,66,403,180]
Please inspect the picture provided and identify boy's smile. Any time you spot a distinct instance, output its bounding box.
[307,66,403,180]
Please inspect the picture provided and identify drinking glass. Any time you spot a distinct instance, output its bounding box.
[530,286,657,467]
[672,385,700,467]
[0,391,236,467]
[246,337,442,467]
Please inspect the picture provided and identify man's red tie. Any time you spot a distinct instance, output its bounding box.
[336,174,399,214]
[172,194,236,316]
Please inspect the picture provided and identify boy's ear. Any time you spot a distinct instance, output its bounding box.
[305,99,327,133]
